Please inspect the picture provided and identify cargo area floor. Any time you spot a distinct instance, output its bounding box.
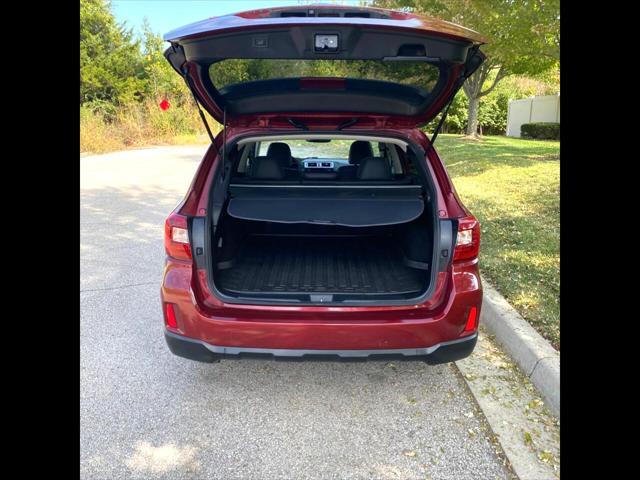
[216,236,426,296]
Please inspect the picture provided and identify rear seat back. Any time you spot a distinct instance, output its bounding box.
[266,142,294,167]
[357,156,393,180]
[250,156,285,180]
[240,150,403,184]
[337,140,374,180]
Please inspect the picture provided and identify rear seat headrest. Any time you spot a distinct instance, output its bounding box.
[250,156,285,180]
[266,142,292,166]
[357,156,392,180]
[349,141,374,165]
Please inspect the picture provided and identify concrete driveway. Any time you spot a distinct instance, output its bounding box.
[80,145,514,480]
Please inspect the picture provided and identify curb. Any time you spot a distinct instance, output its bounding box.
[480,276,560,418]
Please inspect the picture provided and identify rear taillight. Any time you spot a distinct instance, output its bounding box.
[164,302,178,330]
[453,216,480,261]
[164,212,192,260]
[463,306,478,333]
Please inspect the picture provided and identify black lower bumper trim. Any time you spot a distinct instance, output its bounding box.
[164,331,223,363]
[164,330,477,365]
[423,334,477,365]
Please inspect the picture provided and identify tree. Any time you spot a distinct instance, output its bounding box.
[374,0,559,136]
[80,0,147,106]
[141,18,190,101]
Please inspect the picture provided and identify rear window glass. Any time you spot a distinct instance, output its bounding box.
[236,138,407,177]
[258,139,365,159]
[209,59,440,92]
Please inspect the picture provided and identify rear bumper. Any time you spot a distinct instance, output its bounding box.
[161,258,482,353]
[165,329,477,364]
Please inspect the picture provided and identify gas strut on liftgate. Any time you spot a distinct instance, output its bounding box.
[182,69,228,180]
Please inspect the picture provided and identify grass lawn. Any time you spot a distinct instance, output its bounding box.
[436,134,560,350]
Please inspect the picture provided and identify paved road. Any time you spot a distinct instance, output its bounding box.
[80,146,514,480]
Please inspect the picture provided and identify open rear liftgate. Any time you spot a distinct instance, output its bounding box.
[168,7,485,304]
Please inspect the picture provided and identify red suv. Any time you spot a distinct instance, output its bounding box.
[161,5,485,363]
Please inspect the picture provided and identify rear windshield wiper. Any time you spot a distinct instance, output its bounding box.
[337,118,358,130]
[287,118,309,130]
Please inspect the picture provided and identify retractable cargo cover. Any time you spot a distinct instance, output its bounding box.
[226,185,425,227]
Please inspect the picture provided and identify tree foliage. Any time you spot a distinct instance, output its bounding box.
[374,0,560,135]
[80,0,558,138]
[80,0,147,105]
[140,18,190,102]
[375,0,559,75]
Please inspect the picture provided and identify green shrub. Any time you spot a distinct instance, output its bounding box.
[478,91,508,135]
[426,85,512,136]
[80,98,219,154]
[521,122,560,140]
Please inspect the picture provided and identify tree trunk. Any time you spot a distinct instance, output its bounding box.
[461,62,506,138]
[466,96,479,136]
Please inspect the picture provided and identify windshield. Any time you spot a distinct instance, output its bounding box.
[209,59,441,92]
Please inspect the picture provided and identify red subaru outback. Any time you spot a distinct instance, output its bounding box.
[161,5,485,363]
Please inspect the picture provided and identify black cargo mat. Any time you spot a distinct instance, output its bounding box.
[216,236,426,295]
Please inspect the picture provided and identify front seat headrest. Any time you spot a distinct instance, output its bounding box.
[266,142,292,166]
[357,156,392,180]
[349,141,374,165]
[250,156,285,180]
